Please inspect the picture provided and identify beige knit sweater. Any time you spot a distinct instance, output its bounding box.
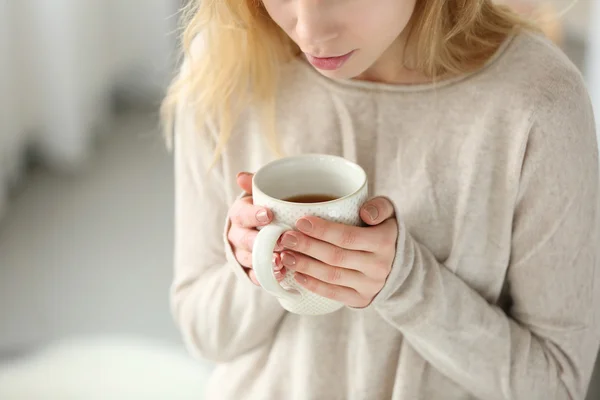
[170,32,600,400]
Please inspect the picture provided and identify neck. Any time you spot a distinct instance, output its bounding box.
[354,27,432,85]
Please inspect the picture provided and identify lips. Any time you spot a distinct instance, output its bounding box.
[305,50,355,71]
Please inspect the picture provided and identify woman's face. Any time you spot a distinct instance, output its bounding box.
[261,0,418,81]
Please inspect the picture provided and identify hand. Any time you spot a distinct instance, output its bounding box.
[227,172,286,286]
[279,197,398,308]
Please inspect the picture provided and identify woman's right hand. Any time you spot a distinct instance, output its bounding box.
[227,172,286,286]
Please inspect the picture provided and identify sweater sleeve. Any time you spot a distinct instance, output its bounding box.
[169,101,286,363]
[372,72,600,398]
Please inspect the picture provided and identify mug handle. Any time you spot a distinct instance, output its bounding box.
[253,223,302,302]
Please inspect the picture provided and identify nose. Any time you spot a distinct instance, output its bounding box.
[295,1,338,51]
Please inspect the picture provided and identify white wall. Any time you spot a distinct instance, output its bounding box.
[4,0,178,170]
[0,0,179,221]
[23,0,114,168]
[0,0,20,217]
[548,0,591,40]
[106,0,179,95]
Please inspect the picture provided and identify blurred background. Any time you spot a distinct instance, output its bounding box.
[0,0,599,399]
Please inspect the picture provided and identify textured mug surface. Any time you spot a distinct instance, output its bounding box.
[252,154,368,315]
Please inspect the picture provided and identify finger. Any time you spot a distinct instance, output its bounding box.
[275,268,287,282]
[294,216,382,252]
[279,231,371,272]
[248,270,260,286]
[236,172,254,194]
[360,197,396,226]
[234,248,253,268]
[273,253,284,272]
[294,272,364,307]
[272,252,287,281]
[229,196,273,228]
[228,224,283,252]
[247,260,286,286]
[227,225,258,252]
[281,251,378,292]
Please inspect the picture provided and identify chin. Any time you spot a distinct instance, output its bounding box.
[312,61,370,81]
[314,69,354,80]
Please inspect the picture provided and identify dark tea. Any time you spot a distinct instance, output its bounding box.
[283,194,339,203]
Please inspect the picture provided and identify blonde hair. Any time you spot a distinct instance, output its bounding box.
[161,0,537,161]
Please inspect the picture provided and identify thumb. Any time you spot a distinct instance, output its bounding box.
[236,172,254,194]
[360,197,396,226]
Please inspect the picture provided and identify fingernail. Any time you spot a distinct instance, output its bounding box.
[256,209,269,224]
[273,254,283,271]
[237,172,251,179]
[296,218,313,233]
[364,205,379,222]
[281,233,298,248]
[281,252,296,267]
[295,273,307,284]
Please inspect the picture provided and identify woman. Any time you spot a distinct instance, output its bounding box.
[163,0,600,399]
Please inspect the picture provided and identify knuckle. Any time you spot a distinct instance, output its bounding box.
[298,235,311,252]
[235,205,255,228]
[326,287,338,300]
[232,213,244,227]
[230,201,246,220]
[373,258,392,279]
[313,221,327,238]
[239,215,253,229]
[305,277,318,291]
[327,266,344,283]
[340,227,358,247]
[291,256,306,273]
[330,246,347,266]
[241,230,255,250]
[243,213,256,228]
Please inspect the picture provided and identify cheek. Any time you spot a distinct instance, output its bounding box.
[354,1,415,44]
[260,1,294,34]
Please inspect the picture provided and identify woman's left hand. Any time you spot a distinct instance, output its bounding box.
[279,197,398,308]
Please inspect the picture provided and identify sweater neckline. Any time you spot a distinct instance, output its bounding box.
[292,33,519,94]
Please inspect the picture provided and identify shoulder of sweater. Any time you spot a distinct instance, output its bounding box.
[503,34,596,167]
[488,31,590,112]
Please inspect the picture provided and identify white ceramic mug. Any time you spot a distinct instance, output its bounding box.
[252,154,368,315]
